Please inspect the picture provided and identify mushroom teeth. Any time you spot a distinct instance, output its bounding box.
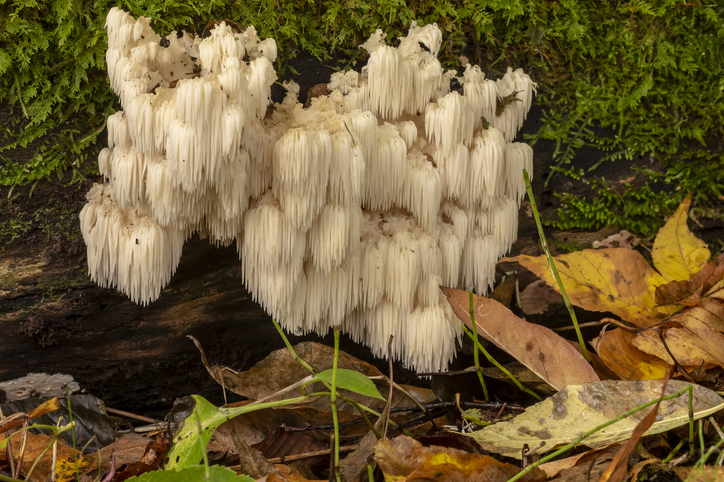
[84,9,536,373]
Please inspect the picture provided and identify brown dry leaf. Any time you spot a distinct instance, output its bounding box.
[0,397,61,435]
[80,433,155,478]
[253,427,327,464]
[542,445,619,481]
[231,424,281,479]
[192,338,437,416]
[491,273,516,308]
[593,230,640,249]
[632,327,724,368]
[538,446,617,479]
[339,431,377,482]
[504,249,677,327]
[667,287,724,334]
[480,362,557,396]
[591,327,669,380]
[568,339,620,381]
[598,376,669,482]
[673,466,724,481]
[655,254,724,306]
[103,438,170,481]
[441,287,599,391]
[518,279,563,315]
[275,463,317,482]
[212,405,359,448]
[256,473,289,482]
[651,196,711,282]
[374,435,546,482]
[1,431,87,482]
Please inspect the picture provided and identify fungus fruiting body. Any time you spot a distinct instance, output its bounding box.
[81,9,536,372]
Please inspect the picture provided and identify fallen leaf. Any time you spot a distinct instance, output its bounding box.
[339,431,377,482]
[491,274,516,308]
[104,438,171,481]
[505,249,677,327]
[651,196,710,282]
[415,432,485,454]
[1,430,88,482]
[592,230,639,249]
[591,327,669,380]
[598,375,669,482]
[231,424,280,479]
[0,397,61,435]
[480,362,557,396]
[673,466,724,481]
[212,405,357,448]
[81,433,158,478]
[374,435,546,482]
[567,339,620,381]
[537,446,617,479]
[627,458,661,482]
[441,287,599,391]
[655,254,724,306]
[189,339,429,415]
[189,339,382,403]
[632,327,724,367]
[469,380,724,459]
[166,395,310,471]
[253,426,327,464]
[540,445,618,481]
[275,463,317,482]
[667,288,724,334]
[518,279,563,315]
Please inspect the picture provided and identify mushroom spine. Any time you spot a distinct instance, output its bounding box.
[81,9,536,372]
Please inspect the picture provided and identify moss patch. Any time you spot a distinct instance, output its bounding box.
[1,0,722,235]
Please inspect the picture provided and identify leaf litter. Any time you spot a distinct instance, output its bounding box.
[4,197,724,481]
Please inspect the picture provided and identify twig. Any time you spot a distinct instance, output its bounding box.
[105,407,158,424]
[15,417,28,479]
[523,169,591,362]
[368,376,438,429]
[554,321,606,331]
[657,331,694,383]
[228,445,358,471]
[250,374,315,405]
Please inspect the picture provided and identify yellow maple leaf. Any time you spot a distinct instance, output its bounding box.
[505,248,677,328]
[651,196,710,282]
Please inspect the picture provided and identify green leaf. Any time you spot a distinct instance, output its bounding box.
[165,394,308,471]
[125,466,254,482]
[305,369,386,400]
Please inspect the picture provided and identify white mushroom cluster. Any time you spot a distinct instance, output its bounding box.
[81,8,536,372]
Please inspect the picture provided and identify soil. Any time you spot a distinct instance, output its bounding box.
[1,53,720,417]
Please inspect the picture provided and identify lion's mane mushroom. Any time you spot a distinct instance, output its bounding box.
[82,9,536,371]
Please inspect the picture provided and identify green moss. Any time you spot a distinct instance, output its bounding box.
[1,0,722,235]
[0,195,32,246]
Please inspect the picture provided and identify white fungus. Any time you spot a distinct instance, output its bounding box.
[82,9,537,372]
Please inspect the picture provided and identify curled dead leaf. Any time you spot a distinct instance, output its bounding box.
[375,435,546,482]
[441,287,599,391]
[655,253,724,306]
[591,326,669,381]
